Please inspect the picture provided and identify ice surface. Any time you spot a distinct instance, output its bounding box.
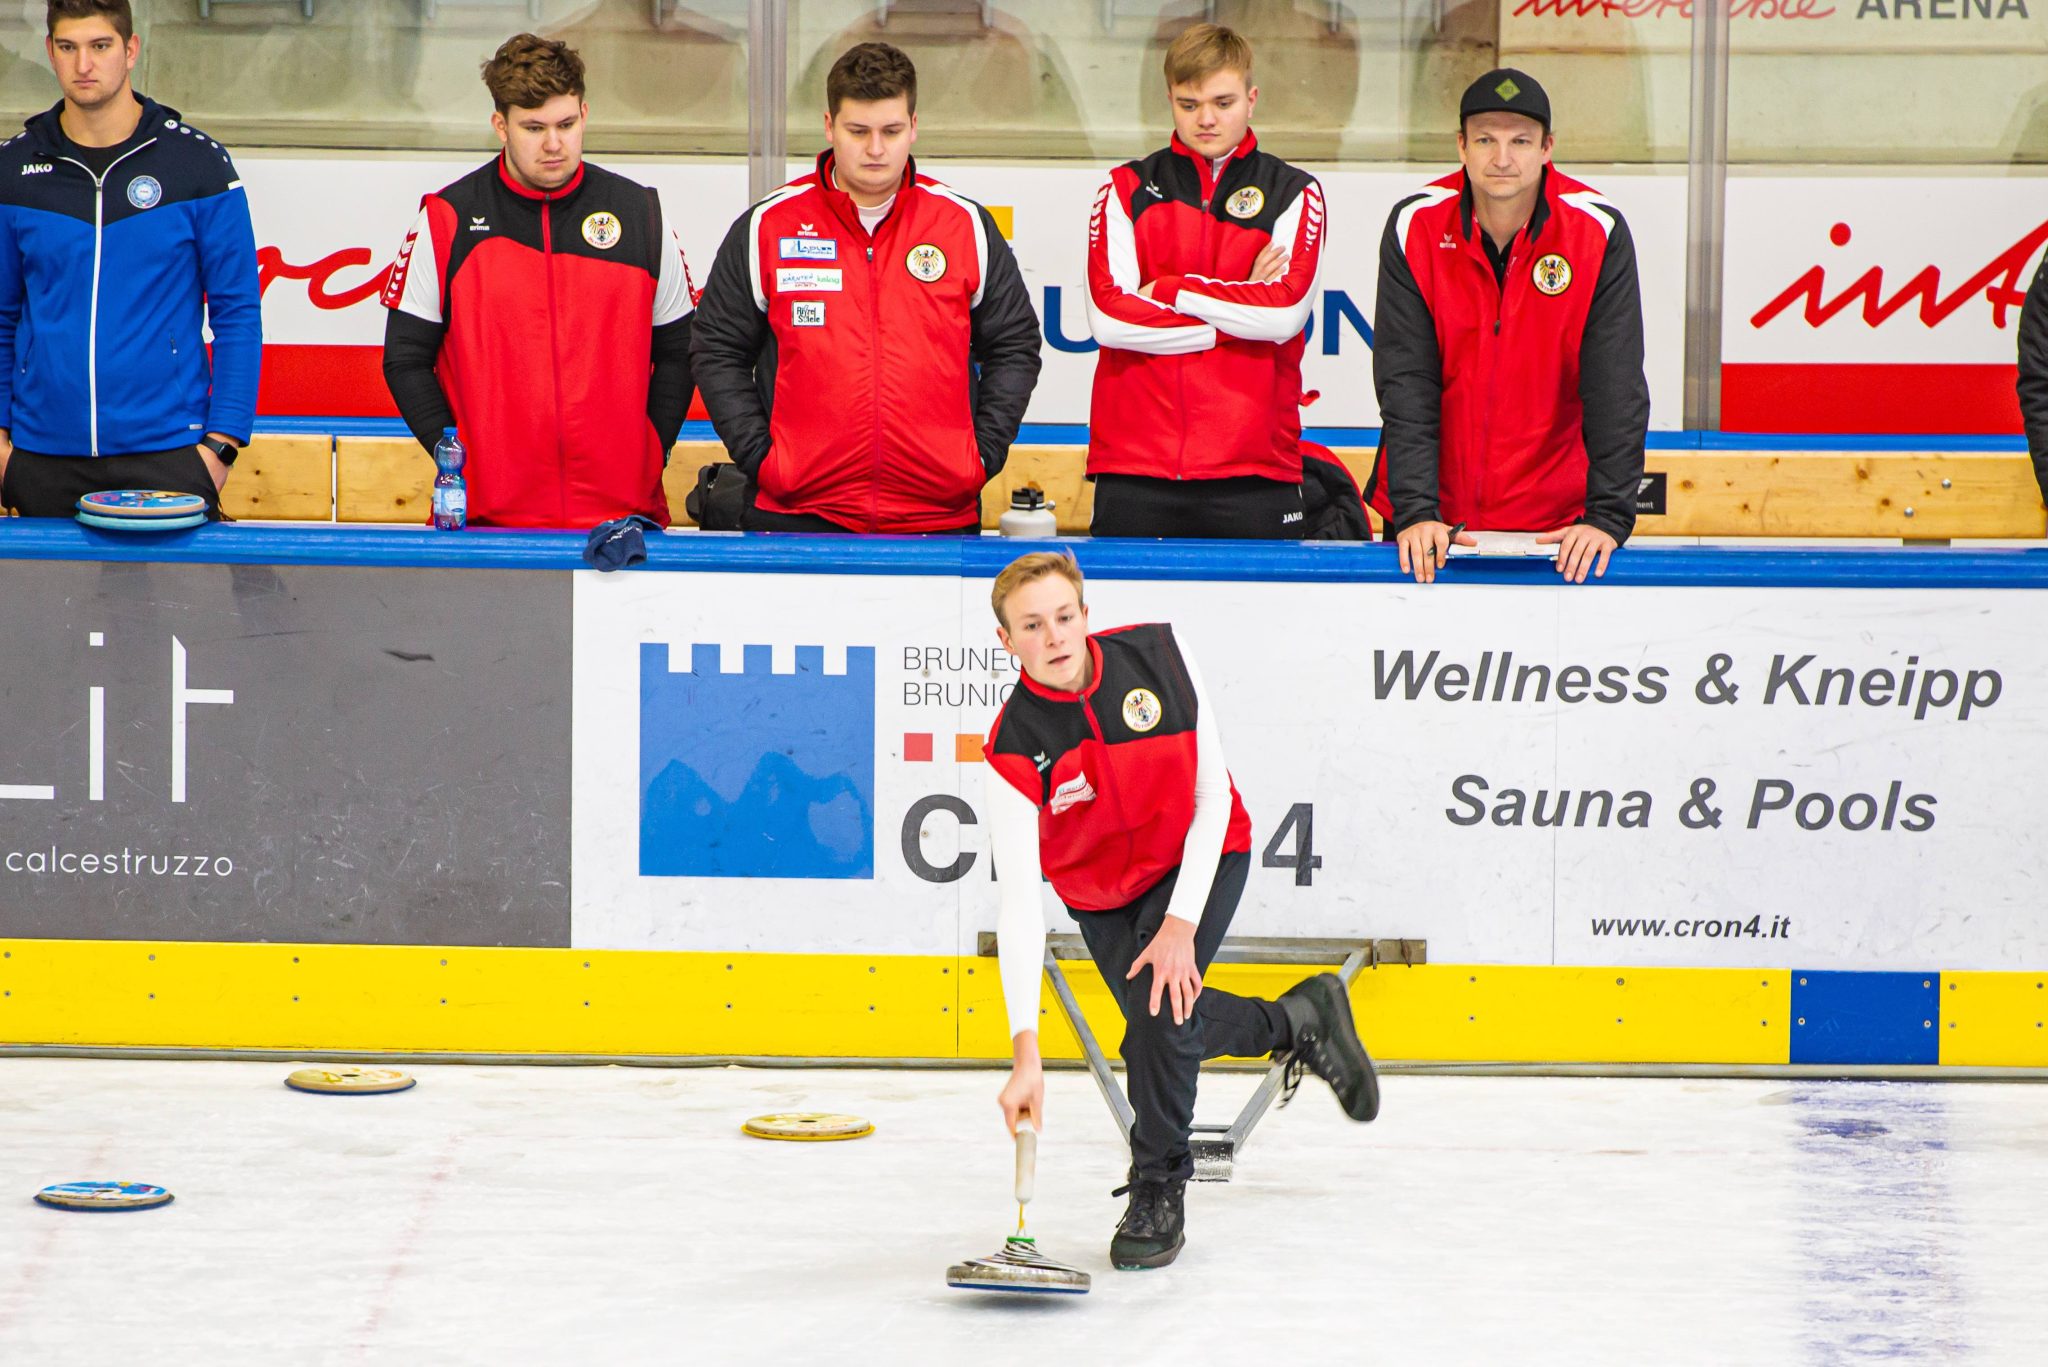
[1,1059,2044,1364]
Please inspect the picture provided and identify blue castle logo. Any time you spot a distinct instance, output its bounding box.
[638,643,876,879]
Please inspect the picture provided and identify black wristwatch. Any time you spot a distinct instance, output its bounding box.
[199,437,240,467]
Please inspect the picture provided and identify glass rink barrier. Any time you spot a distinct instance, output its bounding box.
[3,524,2047,1362]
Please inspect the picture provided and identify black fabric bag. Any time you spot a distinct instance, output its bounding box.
[686,461,749,531]
[1300,443,1372,541]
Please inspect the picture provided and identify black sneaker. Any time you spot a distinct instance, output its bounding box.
[1278,974,1381,1121]
[1109,1175,1186,1270]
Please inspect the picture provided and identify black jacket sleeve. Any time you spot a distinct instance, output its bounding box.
[2017,250,2048,511]
[689,210,774,477]
[381,308,457,453]
[967,205,1044,478]
[1371,199,1446,531]
[648,315,694,455]
[1577,209,1651,545]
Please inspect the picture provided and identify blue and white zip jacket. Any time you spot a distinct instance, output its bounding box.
[0,96,260,456]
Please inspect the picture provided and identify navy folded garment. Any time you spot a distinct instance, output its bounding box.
[583,514,664,572]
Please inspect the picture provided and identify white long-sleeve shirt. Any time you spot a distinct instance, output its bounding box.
[986,646,1234,1041]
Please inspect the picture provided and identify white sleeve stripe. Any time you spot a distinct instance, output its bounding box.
[986,764,1051,1041]
[1394,186,1458,254]
[921,184,991,308]
[1559,190,1617,241]
[391,206,443,326]
[1102,183,1153,298]
[745,183,810,314]
[1175,288,1312,343]
[1086,300,1218,353]
[1088,182,1217,353]
[653,225,695,326]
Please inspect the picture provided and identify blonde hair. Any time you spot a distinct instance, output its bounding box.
[992,551,1085,630]
[1164,23,1252,89]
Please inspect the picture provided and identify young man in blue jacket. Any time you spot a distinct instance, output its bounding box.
[0,0,261,519]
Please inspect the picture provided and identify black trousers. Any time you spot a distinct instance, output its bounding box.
[2,446,221,519]
[1089,474,1304,540]
[1071,851,1291,1183]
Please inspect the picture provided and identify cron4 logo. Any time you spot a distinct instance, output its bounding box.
[1750,218,2048,331]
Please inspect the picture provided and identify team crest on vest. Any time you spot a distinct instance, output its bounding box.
[1532,253,1572,296]
[1121,688,1163,733]
[1224,186,1264,220]
[125,175,162,210]
[905,243,947,282]
[582,212,622,250]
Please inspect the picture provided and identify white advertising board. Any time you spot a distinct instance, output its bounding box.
[570,566,2048,972]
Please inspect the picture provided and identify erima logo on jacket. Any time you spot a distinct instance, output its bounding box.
[1048,772,1096,814]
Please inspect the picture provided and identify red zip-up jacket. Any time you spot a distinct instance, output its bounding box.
[380,157,696,529]
[985,624,1252,912]
[1085,132,1326,483]
[1367,166,1648,541]
[689,152,1042,533]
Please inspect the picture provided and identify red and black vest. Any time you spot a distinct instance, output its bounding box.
[985,624,1252,911]
[382,157,672,528]
[1369,167,1626,534]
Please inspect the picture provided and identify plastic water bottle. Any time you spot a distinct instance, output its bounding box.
[432,427,467,531]
[999,486,1057,538]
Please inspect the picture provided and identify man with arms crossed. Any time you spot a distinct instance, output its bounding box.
[1369,70,1648,583]
[691,43,1041,534]
[381,34,696,529]
[983,551,1378,1270]
[1084,24,1326,539]
[0,0,259,518]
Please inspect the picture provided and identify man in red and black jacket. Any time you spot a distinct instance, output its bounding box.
[982,551,1378,1271]
[690,43,1041,535]
[1084,24,1325,540]
[1369,69,1648,584]
[381,35,695,530]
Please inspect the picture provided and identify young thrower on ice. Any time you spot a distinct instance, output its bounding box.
[980,551,1379,1270]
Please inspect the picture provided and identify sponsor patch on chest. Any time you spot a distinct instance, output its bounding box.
[791,300,826,327]
[1048,772,1096,815]
[776,267,843,292]
[780,236,838,261]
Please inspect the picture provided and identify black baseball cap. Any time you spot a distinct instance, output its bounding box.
[1459,68,1550,132]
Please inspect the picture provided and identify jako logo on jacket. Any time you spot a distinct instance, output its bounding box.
[0,96,261,456]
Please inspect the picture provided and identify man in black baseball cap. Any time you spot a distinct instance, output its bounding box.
[1366,66,1648,585]
[1458,67,1551,131]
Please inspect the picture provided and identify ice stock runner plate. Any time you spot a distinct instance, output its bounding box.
[741,1112,875,1141]
[76,490,211,520]
[34,1181,175,1212]
[76,509,208,533]
[285,1066,418,1096]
